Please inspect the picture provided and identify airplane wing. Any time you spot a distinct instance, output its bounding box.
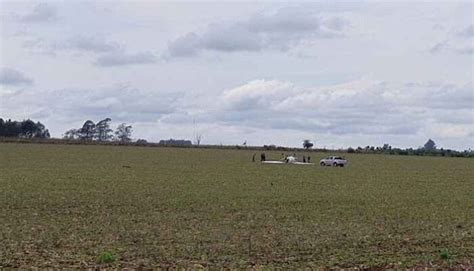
[261,161,314,165]
[261,161,285,164]
[292,162,314,165]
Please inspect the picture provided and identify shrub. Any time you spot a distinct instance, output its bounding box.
[440,249,452,260]
[98,251,117,264]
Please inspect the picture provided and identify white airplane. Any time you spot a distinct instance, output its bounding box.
[261,155,313,165]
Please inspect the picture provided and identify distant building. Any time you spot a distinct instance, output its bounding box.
[158,139,192,146]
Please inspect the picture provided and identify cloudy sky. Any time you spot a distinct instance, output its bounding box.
[0,1,473,150]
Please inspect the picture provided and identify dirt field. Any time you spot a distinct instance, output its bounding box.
[0,143,472,268]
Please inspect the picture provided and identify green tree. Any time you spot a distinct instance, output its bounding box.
[303,139,314,149]
[79,120,96,140]
[95,118,113,141]
[63,129,79,140]
[424,139,436,151]
[0,118,49,138]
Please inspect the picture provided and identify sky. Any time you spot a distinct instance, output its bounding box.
[0,0,473,150]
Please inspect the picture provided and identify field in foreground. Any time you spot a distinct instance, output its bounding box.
[0,143,473,268]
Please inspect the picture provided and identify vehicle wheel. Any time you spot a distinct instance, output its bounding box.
[320,162,325,166]
[340,164,344,167]
[333,162,338,167]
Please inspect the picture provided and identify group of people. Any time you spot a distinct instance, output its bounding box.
[251,152,311,163]
[252,152,266,162]
[281,153,311,163]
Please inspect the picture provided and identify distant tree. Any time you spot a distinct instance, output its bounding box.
[263,144,277,150]
[63,129,80,140]
[303,139,314,149]
[195,133,202,146]
[35,121,50,138]
[19,119,37,138]
[95,118,113,141]
[159,139,192,146]
[0,118,49,138]
[79,120,96,140]
[424,139,436,151]
[115,123,132,142]
[0,118,20,137]
[136,139,148,145]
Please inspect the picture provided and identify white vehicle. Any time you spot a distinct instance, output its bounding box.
[319,156,348,167]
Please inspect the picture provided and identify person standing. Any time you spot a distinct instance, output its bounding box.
[308,156,311,163]
[252,153,256,162]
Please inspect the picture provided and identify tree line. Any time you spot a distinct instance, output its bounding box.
[1,117,472,158]
[0,118,50,138]
[63,118,133,142]
[298,139,472,158]
[346,139,473,158]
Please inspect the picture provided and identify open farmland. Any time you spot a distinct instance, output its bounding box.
[0,143,473,268]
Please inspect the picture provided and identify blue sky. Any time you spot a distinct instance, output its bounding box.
[0,1,473,150]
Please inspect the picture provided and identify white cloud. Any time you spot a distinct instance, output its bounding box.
[166,7,347,57]
[213,79,473,138]
[0,83,181,124]
[221,79,296,110]
[455,46,474,55]
[95,51,157,66]
[0,86,19,97]
[55,36,121,53]
[457,24,474,38]
[430,24,474,55]
[430,40,449,54]
[428,123,472,139]
[0,68,33,85]
[0,2,472,150]
[20,3,57,22]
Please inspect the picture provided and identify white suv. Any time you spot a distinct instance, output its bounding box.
[320,156,348,167]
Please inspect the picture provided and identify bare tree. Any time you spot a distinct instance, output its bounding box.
[115,123,132,142]
[63,129,79,140]
[195,133,202,146]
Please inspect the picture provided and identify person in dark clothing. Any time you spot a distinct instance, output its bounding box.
[307,156,311,163]
[252,153,256,162]
[260,152,266,162]
[303,156,306,163]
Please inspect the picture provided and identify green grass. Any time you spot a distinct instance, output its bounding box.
[440,249,452,261]
[97,251,117,264]
[0,143,473,268]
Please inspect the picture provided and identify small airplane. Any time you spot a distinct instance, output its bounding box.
[261,155,313,165]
